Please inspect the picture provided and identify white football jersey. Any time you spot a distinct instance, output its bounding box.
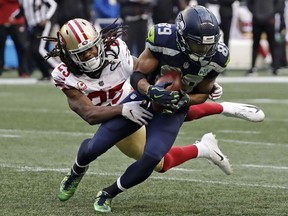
[52,39,134,106]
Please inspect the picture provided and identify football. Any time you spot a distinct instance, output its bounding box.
[152,70,182,112]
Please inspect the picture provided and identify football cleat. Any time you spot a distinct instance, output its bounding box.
[221,102,265,122]
[94,191,113,213]
[199,133,232,175]
[58,168,87,201]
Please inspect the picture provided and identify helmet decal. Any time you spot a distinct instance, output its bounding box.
[67,19,89,43]
[203,35,216,44]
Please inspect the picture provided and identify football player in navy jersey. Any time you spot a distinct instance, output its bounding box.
[45,10,265,213]
[89,5,234,212]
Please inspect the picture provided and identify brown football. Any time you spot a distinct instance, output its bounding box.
[152,70,182,112]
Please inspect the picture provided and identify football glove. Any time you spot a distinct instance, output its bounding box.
[146,82,180,108]
[162,90,190,114]
[209,82,223,101]
[122,100,153,126]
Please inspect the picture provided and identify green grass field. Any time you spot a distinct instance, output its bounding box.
[0,74,288,216]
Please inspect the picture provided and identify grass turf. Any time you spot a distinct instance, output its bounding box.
[0,77,287,215]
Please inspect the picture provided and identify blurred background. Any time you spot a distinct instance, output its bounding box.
[1,0,288,78]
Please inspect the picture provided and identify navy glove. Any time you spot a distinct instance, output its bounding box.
[146,82,180,108]
[176,90,190,108]
[162,90,190,114]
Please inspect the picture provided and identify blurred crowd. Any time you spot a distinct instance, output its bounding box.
[0,0,287,79]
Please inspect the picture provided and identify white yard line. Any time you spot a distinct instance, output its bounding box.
[220,139,288,147]
[1,163,287,190]
[0,78,38,85]
[1,129,288,147]
[0,107,71,114]
[241,164,288,170]
[217,76,288,83]
[0,129,93,137]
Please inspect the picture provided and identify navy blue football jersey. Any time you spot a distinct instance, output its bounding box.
[146,23,230,93]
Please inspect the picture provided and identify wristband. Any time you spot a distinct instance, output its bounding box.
[130,71,146,90]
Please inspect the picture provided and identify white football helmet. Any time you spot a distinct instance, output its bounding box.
[59,18,105,76]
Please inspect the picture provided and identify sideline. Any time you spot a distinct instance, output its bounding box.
[1,76,288,85]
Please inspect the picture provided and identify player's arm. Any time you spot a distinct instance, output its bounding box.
[63,88,123,125]
[62,88,153,126]
[131,48,158,94]
[188,78,216,105]
[130,49,180,108]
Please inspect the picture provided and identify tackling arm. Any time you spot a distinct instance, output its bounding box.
[63,88,122,125]
[62,88,153,126]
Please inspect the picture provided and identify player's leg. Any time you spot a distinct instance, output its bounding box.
[58,116,141,202]
[115,126,146,160]
[114,119,231,174]
[94,110,187,212]
[185,102,223,121]
[185,102,265,122]
[159,132,232,175]
[58,139,90,201]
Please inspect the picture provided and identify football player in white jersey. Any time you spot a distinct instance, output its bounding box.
[43,16,264,212]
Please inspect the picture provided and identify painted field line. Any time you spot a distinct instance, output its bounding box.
[0,129,93,137]
[0,107,71,114]
[217,76,288,83]
[220,139,288,147]
[0,78,38,85]
[1,164,287,190]
[0,134,20,138]
[241,164,288,170]
[1,128,288,148]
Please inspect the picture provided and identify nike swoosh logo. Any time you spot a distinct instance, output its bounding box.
[129,109,134,118]
[214,150,224,161]
[153,94,164,99]
[245,105,260,113]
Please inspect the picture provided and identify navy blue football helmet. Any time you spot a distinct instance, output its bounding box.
[176,5,220,62]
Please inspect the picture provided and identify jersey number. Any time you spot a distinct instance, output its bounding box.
[217,44,229,57]
[157,23,172,35]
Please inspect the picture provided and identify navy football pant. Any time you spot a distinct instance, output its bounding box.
[76,91,145,166]
[75,90,188,193]
[118,107,187,190]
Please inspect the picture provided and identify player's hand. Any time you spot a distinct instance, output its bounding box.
[162,90,190,114]
[176,90,190,108]
[122,100,153,126]
[209,82,223,101]
[146,82,180,108]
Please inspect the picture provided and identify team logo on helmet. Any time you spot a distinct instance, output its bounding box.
[82,41,88,45]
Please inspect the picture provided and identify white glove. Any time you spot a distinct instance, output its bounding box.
[122,100,153,126]
[209,82,223,101]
